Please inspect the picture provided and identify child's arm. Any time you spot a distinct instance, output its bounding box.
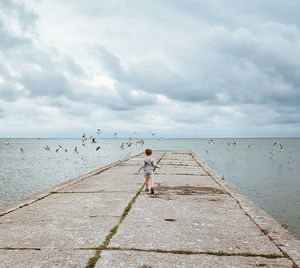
[137,160,145,172]
[152,159,160,169]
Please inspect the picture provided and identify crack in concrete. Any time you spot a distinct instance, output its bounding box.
[0,247,41,251]
[85,153,166,268]
[51,191,137,194]
[105,247,287,259]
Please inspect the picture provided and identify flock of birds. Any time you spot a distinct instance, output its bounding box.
[4,129,157,155]
[206,139,285,153]
[4,135,290,165]
[205,139,293,167]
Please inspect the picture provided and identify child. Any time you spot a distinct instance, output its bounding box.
[137,149,160,194]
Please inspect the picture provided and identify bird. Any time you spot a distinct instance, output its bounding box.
[56,149,59,153]
[208,139,214,145]
[97,129,102,135]
[247,145,252,149]
[65,149,68,152]
[96,146,101,151]
[149,131,157,136]
[113,132,118,138]
[20,148,24,153]
[127,142,132,147]
[120,142,125,150]
[5,140,9,145]
[44,145,50,151]
[227,142,232,150]
[281,224,288,229]
[279,144,284,152]
[58,145,62,149]
[91,137,97,143]
[273,142,277,146]
[82,133,87,145]
[74,146,78,153]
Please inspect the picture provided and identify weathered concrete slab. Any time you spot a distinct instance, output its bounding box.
[0,192,132,222]
[163,153,194,161]
[109,193,282,255]
[96,250,293,268]
[0,216,118,249]
[156,174,223,189]
[119,159,144,166]
[0,192,132,249]
[105,165,140,174]
[155,165,207,176]
[0,249,95,268]
[58,173,143,193]
[159,159,199,166]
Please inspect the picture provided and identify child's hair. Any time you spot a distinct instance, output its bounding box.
[145,149,152,156]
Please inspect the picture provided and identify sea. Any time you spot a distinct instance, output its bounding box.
[0,138,299,239]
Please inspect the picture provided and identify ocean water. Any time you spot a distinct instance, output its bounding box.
[0,138,299,239]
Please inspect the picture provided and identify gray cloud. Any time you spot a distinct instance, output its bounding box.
[21,70,71,97]
[0,20,30,50]
[1,0,300,137]
[94,22,300,113]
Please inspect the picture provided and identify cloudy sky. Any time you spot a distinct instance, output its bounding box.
[1,0,300,138]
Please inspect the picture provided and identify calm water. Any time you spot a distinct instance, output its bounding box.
[0,138,299,239]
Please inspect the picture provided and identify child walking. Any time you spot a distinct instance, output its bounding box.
[137,149,160,194]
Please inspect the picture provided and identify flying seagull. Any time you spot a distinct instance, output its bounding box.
[279,144,284,152]
[208,139,214,145]
[44,145,50,151]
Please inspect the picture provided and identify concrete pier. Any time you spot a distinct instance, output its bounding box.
[0,150,299,267]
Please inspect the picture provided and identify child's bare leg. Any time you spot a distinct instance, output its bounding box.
[145,177,149,190]
[150,177,154,194]
[149,178,154,188]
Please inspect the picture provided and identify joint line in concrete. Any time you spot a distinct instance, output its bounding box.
[85,152,166,268]
[105,247,287,259]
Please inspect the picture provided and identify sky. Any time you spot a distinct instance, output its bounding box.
[0,0,300,138]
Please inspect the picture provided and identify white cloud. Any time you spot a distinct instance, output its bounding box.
[0,0,299,137]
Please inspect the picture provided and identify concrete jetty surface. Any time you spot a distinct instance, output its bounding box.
[0,150,299,267]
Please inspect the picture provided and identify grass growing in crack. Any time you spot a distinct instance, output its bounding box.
[106,247,286,259]
[85,153,166,268]
[86,257,98,268]
[122,199,135,219]
[85,185,144,268]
